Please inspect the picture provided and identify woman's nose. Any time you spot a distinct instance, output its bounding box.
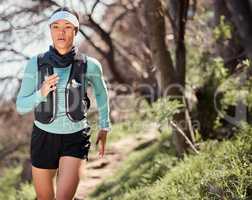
[58,28,66,34]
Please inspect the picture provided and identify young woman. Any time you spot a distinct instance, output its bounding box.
[16,7,110,200]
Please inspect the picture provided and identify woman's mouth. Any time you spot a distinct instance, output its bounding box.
[57,38,66,41]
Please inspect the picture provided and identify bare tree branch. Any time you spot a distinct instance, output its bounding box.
[0,75,20,82]
[91,0,100,15]
[0,18,48,34]
[0,48,30,60]
[0,0,58,20]
[109,8,132,34]
[79,0,89,14]
[79,28,107,57]
[0,59,25,64]
[98,1,120,8]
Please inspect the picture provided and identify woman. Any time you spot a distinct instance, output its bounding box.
[16,7,110,200]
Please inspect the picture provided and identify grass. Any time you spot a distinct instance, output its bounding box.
[88,128,176,200]
[88,124,252,200]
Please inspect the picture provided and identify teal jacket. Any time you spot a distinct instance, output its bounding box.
[16,55,110,134]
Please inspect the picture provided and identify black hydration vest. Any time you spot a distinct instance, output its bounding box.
[34,52,90,124]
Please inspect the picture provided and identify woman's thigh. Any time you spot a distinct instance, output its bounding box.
[56,156,83,200]
[32,166,57,200]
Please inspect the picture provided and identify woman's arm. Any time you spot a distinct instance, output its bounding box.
[16,56,47,114]
[86,57,111,130]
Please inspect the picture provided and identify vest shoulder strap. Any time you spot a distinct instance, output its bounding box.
[69,54,88,81]
[37,53,44,69]
[83,55,88,74]
[37,52,54,74]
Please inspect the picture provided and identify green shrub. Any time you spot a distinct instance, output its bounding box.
[89,124,252,200]
[0,166,35,200]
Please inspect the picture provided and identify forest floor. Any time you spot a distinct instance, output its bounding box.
[74,123,158,200]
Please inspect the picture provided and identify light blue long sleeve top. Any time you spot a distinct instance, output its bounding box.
[16,55,110,134]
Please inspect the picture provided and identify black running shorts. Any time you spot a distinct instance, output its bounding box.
[30,124,91,169]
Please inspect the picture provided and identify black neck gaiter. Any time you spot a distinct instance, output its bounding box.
[48,45,76,68]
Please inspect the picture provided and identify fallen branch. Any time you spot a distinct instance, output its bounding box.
[170,120,200,154]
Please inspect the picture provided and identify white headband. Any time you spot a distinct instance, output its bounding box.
[48,11,79,29]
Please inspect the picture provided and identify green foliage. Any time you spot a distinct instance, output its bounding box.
[213,15,233,41]
[186,49,212,88]
[108,120,146,142]
[213,58,252,128]
[0,167,21,200]
[16,183,36,200]
[212,57,228,81]
[199,128,252,199]
[145,98,184,128]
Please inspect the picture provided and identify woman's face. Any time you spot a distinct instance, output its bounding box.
[50,19,76,53]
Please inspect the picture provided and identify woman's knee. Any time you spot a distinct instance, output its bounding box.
[36,192,55,200]
[56,191,74,200]
[34,181,55,200]
[32,167,56,200]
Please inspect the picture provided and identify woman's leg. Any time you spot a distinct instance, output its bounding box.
[56,156,83,200]
[32,166,57,200]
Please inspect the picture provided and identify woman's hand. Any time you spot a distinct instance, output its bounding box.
[95,130,108,158]
[40,74,59,97]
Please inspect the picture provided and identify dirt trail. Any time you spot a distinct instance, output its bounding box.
[74,124,158,200]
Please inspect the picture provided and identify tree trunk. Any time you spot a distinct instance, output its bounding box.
[81,18,127,84]
[172,0,194,155]
[225,0,252,59]
[144,0,174,95]
[145,0,192,156]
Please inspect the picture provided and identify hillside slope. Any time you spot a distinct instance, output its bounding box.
[89,124,252,200]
